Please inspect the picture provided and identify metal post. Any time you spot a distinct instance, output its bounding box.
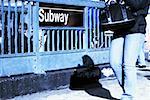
[32,2,45,74]
[1,0,4,54]
[97,8,100,48]
[83,7,89,51]
[21,0,25,53]
[8,0,11,54]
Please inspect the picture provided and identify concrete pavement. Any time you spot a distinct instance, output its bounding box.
[9,61,150,100]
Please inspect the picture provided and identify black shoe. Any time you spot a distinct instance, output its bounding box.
[121,93,133,100]
[137,65,146,68]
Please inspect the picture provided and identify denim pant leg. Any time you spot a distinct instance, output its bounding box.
[138,43,146,65]
[110,37,124,86]
[123,33,145,97]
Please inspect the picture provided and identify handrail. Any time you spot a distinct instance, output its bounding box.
[29,0,105,8]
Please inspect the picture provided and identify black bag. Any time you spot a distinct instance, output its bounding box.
[101,2,135,32]
[69,55,101,89]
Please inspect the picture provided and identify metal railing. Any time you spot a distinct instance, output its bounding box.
[0,0,112,76]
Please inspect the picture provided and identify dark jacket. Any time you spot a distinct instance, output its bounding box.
[124,0,149,34]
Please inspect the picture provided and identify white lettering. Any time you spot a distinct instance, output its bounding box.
[39,8,69,25]
[64,14,69,25]
[54,13,60,22]
[59,13,64,23]
[49,10,54,22]
[45,12,49,22]
[39,9,44,22]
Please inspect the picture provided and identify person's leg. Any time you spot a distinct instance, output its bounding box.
[123,33,145,99]
[110,37,124,87]
[137,43,146,67]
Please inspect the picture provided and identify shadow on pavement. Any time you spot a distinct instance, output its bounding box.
[138,68,150,80]
[69,81,119,100]
[144,75,150,80]
[69,55,119,100]
[85,81,119,100]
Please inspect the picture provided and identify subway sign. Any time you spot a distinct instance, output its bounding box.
[39,5,83,27]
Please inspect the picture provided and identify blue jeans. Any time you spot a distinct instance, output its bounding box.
[110,33,145,98]
[137,43,146,66]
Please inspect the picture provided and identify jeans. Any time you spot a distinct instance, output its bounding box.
[137,43,146,66]
[110,33,145,98]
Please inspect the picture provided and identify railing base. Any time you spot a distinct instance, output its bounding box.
[0,64,110,99]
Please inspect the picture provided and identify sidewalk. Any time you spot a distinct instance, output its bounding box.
[8,76,150,100]
[9,62,150,100]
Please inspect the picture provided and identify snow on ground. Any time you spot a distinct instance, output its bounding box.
[7,62,150,100]
[8,70,150,100]
[8,86,110,100]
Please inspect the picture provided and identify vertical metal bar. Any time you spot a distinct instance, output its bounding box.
[15,0,18,53]
[0,4,1,54]
[66,30,69,50]
[97,9,100,48]
[108,36,111,47]
[28,2,31,53]
[1,0,4,54]
[39,30,42,52]
[7,0,11,54]
[11,13,14,36]
[52,30,55,51]
[21,0,24,53]
[71,30,73,50]
[83,7,89,50]
[89,8,92,48]
[105,35,107,48]
[101,32,104,48]
[62,30,64,50]
[93,8,96,48]
[41,30,44,52]
[33,2,39,52]
[57,30,59,51]
[32,2,45,74]
[75,30,77,49]
[11,13,14,53]
[79,30,82,49]
[47,30,50,51]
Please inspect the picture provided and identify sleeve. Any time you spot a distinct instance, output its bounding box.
[124,0,149,10]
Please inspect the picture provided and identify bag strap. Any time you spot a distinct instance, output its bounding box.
[106,6,113,23]
[120,5,128,21]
